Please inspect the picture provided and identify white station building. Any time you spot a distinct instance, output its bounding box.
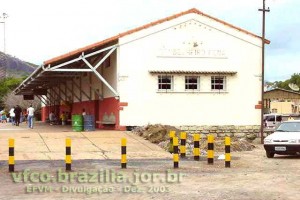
[15,8,269,130]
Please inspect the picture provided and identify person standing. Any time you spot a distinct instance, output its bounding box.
[60,111,67,125]
[23,109,28,123]
[49,110,56,125]
[1,110,7,123]
[9,107,15,125]
[14,105,22,126]
[27,105,35,129]
[288,115,294,121]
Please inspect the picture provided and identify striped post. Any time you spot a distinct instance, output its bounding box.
[180,132,186,158]
[173,137,179,168]
[169,131,175,153]
[8,139,14,172]
[225,137,231,168]
[207,134,214,165]
[66,138,71,171]
[193,133,200,161]
[121,138,127,169]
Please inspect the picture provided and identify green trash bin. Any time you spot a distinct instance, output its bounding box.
[72,115,83,132]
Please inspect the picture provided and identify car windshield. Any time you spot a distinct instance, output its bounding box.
[263,115,282,122]
[276,122,300,132]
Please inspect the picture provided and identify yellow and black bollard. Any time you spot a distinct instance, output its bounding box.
[169,130,175,153]
[66,138,72,171]
[180,132,186,157]
[207,134,214,165]
[173,137,179,168]
[193,134,200,161]
[121,138,127,169]
[8,138,15,172]
[225,137,231,168]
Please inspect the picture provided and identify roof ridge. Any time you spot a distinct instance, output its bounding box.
[44,8,269,65]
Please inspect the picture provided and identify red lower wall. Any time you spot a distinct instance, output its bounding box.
[42,97,125,130]
[98,97,120,130]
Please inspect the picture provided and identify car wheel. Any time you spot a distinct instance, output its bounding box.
[266,151,275,158]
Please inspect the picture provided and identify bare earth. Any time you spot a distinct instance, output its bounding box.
[0,123,299,200]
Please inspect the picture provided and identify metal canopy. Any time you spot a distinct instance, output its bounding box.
[14,43,119,99]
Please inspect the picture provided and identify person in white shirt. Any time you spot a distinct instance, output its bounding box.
[27,105,35,129]
[9,107,15,125]
[49,111,56,125]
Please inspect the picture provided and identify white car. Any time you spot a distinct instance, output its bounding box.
[263,113,282,129]
[264,120,300,158]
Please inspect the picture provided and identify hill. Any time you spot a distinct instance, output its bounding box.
[0,51,38,78]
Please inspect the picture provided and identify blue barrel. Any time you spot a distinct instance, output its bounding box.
[83,115,95,131]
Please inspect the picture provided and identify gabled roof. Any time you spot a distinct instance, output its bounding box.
[264,88,300,100]
[44,8,270,66]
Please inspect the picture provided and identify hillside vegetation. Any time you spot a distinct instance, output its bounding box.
[266,73,300,91]
[0,51,37,78]
[0,52,38,109]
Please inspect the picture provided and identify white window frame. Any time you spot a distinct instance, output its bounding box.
[185,76,200,91]
[158,75,174,91]
[211,76,226,91]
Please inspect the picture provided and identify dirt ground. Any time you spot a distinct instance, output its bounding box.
[1,143,299,200]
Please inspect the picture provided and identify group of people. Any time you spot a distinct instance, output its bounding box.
[0,109,8,123]
[48,109,86,126]
[0,105,35,128]
[49,110,69,125]
[9,105,23,126]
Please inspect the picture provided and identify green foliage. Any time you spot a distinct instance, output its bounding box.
[289,73,300,86]
[269,73,300,91]
[0,77,25,108]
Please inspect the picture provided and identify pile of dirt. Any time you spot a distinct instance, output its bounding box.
[198,137,256,152]
[132,124,256,153]
[132,124,180,143]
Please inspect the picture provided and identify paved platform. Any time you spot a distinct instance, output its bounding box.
[0,122,171,161]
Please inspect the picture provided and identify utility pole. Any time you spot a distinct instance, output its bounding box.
[259,0,270,144]
[0,13,8,53]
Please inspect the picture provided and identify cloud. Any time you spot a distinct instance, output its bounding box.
[266,53,300,82]
[0,0,299,82]
[267,25,300,54]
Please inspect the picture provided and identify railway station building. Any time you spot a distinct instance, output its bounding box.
[15,8,269,130]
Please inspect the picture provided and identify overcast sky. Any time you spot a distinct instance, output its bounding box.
[0,0,299,82]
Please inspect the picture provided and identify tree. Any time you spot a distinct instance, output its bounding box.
[270,73,300,91]
[0,77,25,109]
[0,76,41,120]
[3,91,41,110]
[289,73,300,88]
[3,91,41,120]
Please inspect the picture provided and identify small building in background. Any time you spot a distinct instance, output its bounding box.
[270,100,299,114]
[264,88,300,121]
